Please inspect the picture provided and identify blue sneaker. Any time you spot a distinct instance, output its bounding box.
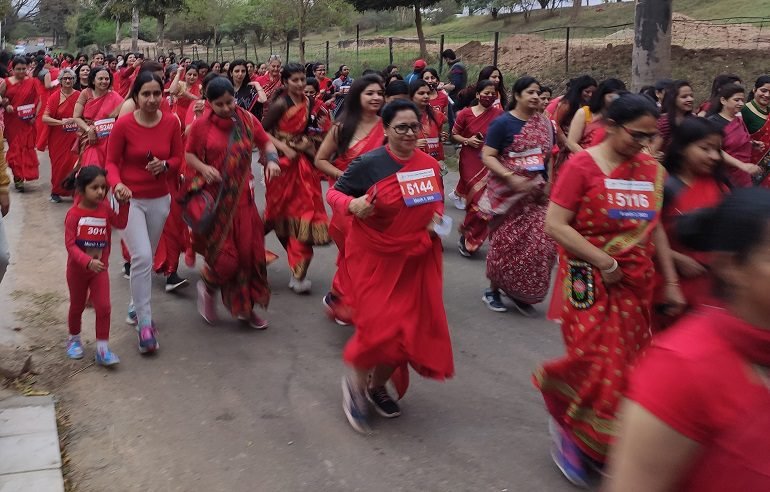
[550,419,589,488]
[95,347,120,366]
[341,375,370,434]
[126,303,138,326]
[137,322,159,354]
[482,289,508,312]
[66,338,84,359]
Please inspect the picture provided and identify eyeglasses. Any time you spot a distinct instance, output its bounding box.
[621,126,658,143]
[390,123,422,135]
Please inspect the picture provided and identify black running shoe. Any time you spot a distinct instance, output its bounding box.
[458,236,472,258]
[49,194,62,203]
[366,386,401,418]
[13,178,24,192]
[165,272,189,292]
[510,299,537,318]
[123,262,131,280]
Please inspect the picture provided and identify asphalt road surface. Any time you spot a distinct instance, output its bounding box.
[1,151,577,492]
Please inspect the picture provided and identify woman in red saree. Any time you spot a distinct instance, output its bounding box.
[315,74,385,324]
[186,77,282,328]
[564,79,625,157]
[741,75,770,184]
[255,55,283,119]
[650,80,695,158]
[327,99,453,433]
[32,55,55,153]
[450,80,503,256]
[262,63,330,293]
[41,69,79,202]
[535,94,685,486]
[706,83,761,187]
[73,67,124,168]
[0,56,40,191]
[551,75,596,182]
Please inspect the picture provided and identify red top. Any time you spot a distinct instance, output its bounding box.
[627,306,770,491]
[65,200,129,268]
[430,90,450,116]
[106,112,183,198]
[419,110,446,162]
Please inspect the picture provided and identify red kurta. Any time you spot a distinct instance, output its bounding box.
[44,88,80,196]
[4,76,40,181]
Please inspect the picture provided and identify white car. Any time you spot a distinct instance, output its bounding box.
[13,45,26,55]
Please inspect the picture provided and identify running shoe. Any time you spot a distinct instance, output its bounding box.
[137,323,159,354]
[366,386,401,418]
[549,418,589,488]
[510,299,537,318]
[458,236,472,258]
[238,312,269,330]
[95,347,120,366]
[126,303,138,326]
[66,337,84,360]
[289,276,312,294]
[165,272,189,293]
[123,262,131,280]
[448,190,466,210]
[482,289,508,312]
[322,292,351,326]
[341,375,371,434]
[196,280,218,324]
[13,178,24,192]
[49,194,62,203]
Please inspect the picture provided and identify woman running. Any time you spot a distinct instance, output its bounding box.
[410,79,447,171]
[479,76,557,315]
[262,63,330,293]
[565,78,626,154]
[741,75,770,181]
[185,77,281,329]
[228,59,266,119]
[0,56,40,192]
[649,80,695,158]
[73,66,124,168]
[169,64,201,131]
[255,55,282,117]
[331,65,353,118]
[552,75,597,180]
[534,94,684,486]
[73,64,90,91]
[697,73,741,117]
[456,65,508,111]
[315,74,385,324]
[328,99,454,433]
[451,79,503,256]
[421,67,449,118]
[32,55,54,152]
[106,71,183,354]
[42,69,79,203]
[606,188,770,492]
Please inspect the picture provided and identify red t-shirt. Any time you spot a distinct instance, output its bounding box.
[420,110,446,162]
[627,306,770,491]
[65,200,129,268]
[430,91,449,116]
[106,112,183,198]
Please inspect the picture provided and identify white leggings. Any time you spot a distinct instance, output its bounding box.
[119,195,170,325]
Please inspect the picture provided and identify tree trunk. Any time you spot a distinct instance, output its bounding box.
[157,13,166,51]
[115,17,120,46]
[414,4,427,59]
[131,4,139,51]
[631,0,672,91]
[491,7,498,19]
[570,0,581,20]
[298,8,305,64]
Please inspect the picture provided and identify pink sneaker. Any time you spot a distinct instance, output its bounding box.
[197,280,218,324]
[239,312,269,330]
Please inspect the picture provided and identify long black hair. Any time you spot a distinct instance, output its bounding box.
[708,73,742,100]
[337,74,385,156]
[588,78,626,114]
[559,75,597,128]
[32,55,46,79]
[409,79,437,126]
[661,80,693,134]
[62,165,107,194]
[87,66,113,90]
[605,93,659,126]
[664,117,725,178]
[707,83,745,116]
[382,99,420,127]
[478,65,507,108]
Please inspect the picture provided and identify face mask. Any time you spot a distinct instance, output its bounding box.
[478,95,496,108]
[427,82,438,91]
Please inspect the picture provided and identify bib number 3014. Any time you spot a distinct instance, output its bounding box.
[397,168,442,207]
[605,179,656,220]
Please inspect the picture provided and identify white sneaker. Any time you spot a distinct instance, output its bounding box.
[448,190,466,210]
[289,276,312,294]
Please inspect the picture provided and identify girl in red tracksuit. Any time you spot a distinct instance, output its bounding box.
[63,165,128,366]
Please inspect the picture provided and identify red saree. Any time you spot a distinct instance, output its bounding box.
[4,77,40,181]
[78,90,124,168]
[186,107,271,315]
[418,110,446,162]
[255,74,282,118]
[720,116,753,188]
[328,120,384,309]
[44,88,80,196]
[535,150,665,462]
[343,149,454,398]
[264,97,330,279]
[452,105,503,252]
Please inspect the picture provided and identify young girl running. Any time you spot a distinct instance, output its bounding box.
[63,166,129,365]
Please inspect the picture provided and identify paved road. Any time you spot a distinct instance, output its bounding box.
[1,152,576,492]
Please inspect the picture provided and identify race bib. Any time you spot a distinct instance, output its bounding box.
[62,121,78,132]
[426,137,441,158]
[397,168,442,207]
[16,104,35,121]
[76,217,108,249]
[605,179,656,220]
[508,147,545,172]
[94,118,115,139]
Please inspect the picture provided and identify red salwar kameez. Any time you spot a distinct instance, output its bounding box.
[327,120,384,316]
[329,146,454,398]
[264,96,330,279]
[4,76,40,182]
[43,88,80,197]
[77,89,124,168]
[186,107,271,315]
[534,150,666,462]
[452,105,503,252]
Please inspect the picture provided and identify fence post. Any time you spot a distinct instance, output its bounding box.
[285,38,290,61]
[356,24,360,63]
[254,44,259,63]
[231,46,235,59]
[438,34,445,74]
[325,41,330,68]
[301,41,305,63]
[493,32,500,67]
[244,42,248,61]
[565,27,571,74]
[270,41,273,57]
[388,37,393,65]
[206,44,209,63]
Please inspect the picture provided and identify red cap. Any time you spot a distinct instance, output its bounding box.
[413,59,427,70]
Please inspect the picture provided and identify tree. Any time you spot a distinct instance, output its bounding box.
[631,0,672,91]
[137,0,185,49]
[1,0,41,40]
[345,0,443,59]
[570,0,580,20]
[36,0,75,46]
